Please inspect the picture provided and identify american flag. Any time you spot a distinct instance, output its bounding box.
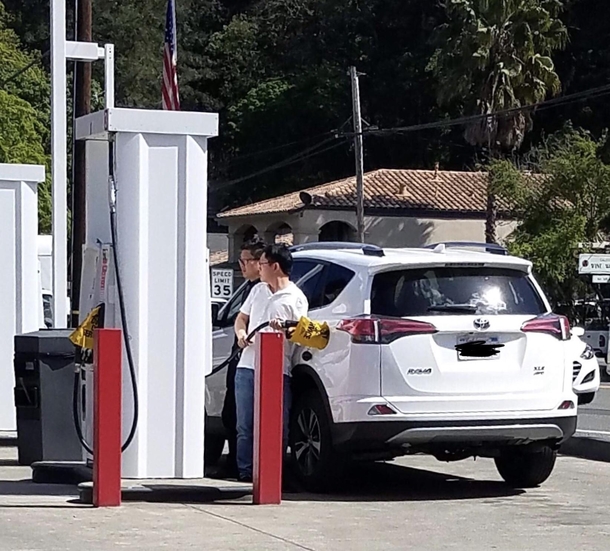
[162,0,180,110]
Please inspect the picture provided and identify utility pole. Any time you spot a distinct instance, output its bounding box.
[349,66,365,243]
[71,0,92,327]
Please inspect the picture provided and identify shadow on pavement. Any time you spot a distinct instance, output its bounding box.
[560,437,610,463]
[125,485,251,504]
[76,482,252,505]
[283,461,523,503]
[0,479,78,497]
[0,503,89,509]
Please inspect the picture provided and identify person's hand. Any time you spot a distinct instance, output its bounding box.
[269,319,284,331]
[237,330,251,349]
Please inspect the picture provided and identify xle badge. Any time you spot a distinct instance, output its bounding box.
[533,366,545,375]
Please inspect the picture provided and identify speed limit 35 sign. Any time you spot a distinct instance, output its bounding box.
[211,269,234,298]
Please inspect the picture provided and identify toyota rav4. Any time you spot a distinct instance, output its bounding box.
[206,242,578,491]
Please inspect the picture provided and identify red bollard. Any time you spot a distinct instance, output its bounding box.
[93,328,122,507]
[253,331,284,505]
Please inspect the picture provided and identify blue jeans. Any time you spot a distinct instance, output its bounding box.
[234,368,292,479]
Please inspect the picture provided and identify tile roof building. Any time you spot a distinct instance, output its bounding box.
[216,168,516,263]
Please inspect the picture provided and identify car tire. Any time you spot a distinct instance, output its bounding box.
[289,389,343,492]
[494,445,557,488]
[204,433,226,467]
[578,392,595,406]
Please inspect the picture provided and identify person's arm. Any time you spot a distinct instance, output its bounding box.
[234,284,258,347]
[234,312,251,349]
[269,295,309,330]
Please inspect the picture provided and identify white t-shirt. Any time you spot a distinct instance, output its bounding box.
[237,282,309,376]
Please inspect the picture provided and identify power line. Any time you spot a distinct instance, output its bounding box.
[211,137,347,191]
[0,49,50,88]
[356,83,610,138]
[225,131,334,166]
[212,80,610,194]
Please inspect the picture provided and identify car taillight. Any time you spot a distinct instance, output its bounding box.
[378,318,437,344]
[521,314,570,341]
[336,318,377,344]
[337,317,437,344]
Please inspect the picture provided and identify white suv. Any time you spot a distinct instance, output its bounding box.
[206,242,578,491]
[569,328,600,405]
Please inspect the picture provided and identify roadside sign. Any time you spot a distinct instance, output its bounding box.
[211,269,233,298]
[578,254,610,274]
[592,275,610,284]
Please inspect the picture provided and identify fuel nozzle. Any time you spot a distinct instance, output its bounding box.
[282,317,331,350]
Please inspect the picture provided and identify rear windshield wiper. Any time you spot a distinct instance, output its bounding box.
[427,304,478,313]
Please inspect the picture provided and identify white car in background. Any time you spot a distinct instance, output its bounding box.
[570,327,601,405]
[206,242,578,491]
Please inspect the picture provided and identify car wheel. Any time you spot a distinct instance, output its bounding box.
[578,392,595,406]
[289,390,342,492]
[494,445,557,488]
[204,433,225,467]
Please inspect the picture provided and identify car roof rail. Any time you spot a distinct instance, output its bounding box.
[289,242,385,257]
[423,241,508,255]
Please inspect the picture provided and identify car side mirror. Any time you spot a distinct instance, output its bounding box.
[572,326,585,338]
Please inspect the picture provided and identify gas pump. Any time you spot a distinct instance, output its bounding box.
[75,108,218,479]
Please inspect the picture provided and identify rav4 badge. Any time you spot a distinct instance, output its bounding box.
[407,368,432,375]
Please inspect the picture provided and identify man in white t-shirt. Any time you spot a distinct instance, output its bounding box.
[233,244,308,482]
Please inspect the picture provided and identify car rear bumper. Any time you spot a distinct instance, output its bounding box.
[331,415,577,450]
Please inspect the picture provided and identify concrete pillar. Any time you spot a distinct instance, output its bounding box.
[0,164,45,431]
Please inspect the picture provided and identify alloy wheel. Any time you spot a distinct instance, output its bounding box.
[293,407,322,476]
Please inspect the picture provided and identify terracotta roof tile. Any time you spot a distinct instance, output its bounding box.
[217,168,503,219]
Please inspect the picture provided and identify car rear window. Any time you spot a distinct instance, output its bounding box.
[371,267,546,317]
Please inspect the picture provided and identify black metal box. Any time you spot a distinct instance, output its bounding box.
[13,330,82,466]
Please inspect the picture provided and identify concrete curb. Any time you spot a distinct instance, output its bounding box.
[77,481,252,504]
[560,435,610,463]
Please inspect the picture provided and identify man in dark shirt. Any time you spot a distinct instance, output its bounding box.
[216,237,265,479]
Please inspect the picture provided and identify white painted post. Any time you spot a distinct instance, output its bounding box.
[50,0,68,328]
[104,44,115,109]
[0,164,45,431]
[50,0,116,328]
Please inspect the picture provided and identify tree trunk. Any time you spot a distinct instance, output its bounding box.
[486,143,498,244]
[485,192,497,244]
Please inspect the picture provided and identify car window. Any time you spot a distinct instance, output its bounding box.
[295,262,355,310]
[42,293,53,329]
[296,264,326,310]
[319,263,355,307]
[217,283,251,327]
[371,267,546,317]
[291,260,319,283]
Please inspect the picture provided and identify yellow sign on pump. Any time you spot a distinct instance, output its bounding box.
[287,316,330,350]
[69,304,105,352]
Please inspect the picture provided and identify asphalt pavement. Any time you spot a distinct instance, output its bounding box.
[578,383,610,437]
[0,368,608,549]
[0,443,610,549]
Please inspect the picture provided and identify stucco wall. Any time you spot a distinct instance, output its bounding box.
[299,210,516,247]
[219,210,517,260]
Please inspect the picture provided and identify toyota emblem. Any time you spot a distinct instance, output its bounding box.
[473,318,490,330]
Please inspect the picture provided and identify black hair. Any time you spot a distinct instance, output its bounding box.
[241,237,266,259]
[262,243,293,276]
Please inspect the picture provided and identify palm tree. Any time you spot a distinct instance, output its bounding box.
[428,0,567,242]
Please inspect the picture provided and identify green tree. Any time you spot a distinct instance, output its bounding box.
[0,1,51,231]
[428,0,567,242]
[490,126,610,311]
